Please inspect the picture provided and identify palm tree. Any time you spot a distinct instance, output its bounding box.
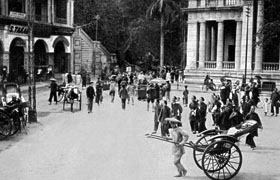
[146,0,182,73]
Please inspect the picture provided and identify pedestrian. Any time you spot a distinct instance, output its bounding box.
[67,72,73,84]
[109,80,117,103]
[95,77,103,105]
[189,95,199,134]
[261,97,270,116]
[146,83,155,111]
[127,82,136,105]
[158,100,171,137]
[244,106,263,150]
[48,78,58,105]
[165,81,171,102]
[270,88,279,116]
[182,85,189,107]
[171,96,183,126]
[241,95,252,118]
[119,84,129,110]
[165,117,189,177]
[211,95,222,126]
[197,97,207,134]
[152,99,161,134]
[81,70,87,90]
[86,81,95,113]
[251,82,260,106]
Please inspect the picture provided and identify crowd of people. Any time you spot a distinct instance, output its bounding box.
[46,70,280,177]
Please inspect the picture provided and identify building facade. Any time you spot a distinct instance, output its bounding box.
[183,0,280,86]
[0,0,75,82]
[73,28,116,78]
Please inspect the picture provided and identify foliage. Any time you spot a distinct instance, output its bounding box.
[257,0,280,61]
[74,0,184,70]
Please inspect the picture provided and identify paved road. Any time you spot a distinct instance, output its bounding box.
[0,84,279,180]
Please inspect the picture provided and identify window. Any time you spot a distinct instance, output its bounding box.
[8,0,25,13]
[54,0,67,23]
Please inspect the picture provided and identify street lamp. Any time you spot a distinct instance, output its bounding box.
[95,15,100,41]
[244,0,253,86]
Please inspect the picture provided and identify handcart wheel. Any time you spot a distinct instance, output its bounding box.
[202,140,242,180]
[9,112,21,136]
[193,134,214,170]
[0,111,12,138]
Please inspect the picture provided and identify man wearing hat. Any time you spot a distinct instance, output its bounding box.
[86,81,95,113]
[165,117,189,177]
[48,78,58,105]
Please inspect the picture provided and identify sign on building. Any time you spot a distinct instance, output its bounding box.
[9,11,26,19]
[9,24,29,34]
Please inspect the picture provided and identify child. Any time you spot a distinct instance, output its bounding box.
[182,85,189,107]
[166,117,189,177]
[263,97,270,116]
[48,78,58,105]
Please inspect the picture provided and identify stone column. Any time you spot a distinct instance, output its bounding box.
[206,24,211,62]
[216,21,224,70]
[199,21,206,69]
[235,20,242,71]
[185,21,198,70]
[211,26,216,61]
[255,0,264,72]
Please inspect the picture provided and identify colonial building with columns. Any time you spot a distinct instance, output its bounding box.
[0,0,75,83]
[183,0,280,87]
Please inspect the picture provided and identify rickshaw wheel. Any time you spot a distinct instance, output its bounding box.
[9,112,21,136]
[193,134,214,170]
[0,111,12,138]
[202,140,242,180]
[57,92,64,102]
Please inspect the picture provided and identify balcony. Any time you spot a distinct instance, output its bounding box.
[223,61,235,69]
[55,17,67,24]
[205,61,217,69]
[262,62,279,71]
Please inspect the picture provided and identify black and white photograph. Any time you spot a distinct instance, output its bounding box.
[0,0,280,179]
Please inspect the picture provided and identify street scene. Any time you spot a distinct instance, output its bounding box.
[1,0,280,180]
[0,80,279,180]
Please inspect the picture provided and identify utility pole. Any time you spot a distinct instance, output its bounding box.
[27,0,37,122]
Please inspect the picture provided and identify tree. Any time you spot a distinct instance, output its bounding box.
[257,0,280,62]
[146,0,182,72]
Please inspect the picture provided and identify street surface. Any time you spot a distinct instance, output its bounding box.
[0,83,280,180]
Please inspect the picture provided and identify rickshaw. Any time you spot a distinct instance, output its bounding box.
[0,83,29,138]
[62,85,82,112]
[146,119,260,180]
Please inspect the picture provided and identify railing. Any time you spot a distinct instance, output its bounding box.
[262,62,279,71]
[35,15,48,22]
[224,0,238,6]
[206,0,218,7]
[54,17,67,24]
[222,61,235,69]
[205,61,217,69]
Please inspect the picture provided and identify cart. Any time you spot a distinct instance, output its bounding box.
[0,83,29,137]
[146,120,259,180]
[62,85,82,112]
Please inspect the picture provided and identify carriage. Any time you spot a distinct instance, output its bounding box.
[146,119,259,180]
[0,83,29,138]
[62,85,82,112]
